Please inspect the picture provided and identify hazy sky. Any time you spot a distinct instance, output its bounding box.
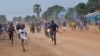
[0,0,88,21]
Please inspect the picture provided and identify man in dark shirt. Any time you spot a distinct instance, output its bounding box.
[8,22,16,45]
[49,20,59,45]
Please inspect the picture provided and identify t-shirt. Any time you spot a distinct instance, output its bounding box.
[18,29,27,40]
[49,23,59,31]
[45,22,49,29]
[8,26,15,33]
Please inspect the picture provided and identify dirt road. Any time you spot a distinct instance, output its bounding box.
[0,26,100,56]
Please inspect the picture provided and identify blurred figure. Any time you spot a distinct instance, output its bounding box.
[49,20,59,45]
[36,22,41,32]
[18,25,27,52]
[63,22,67,31]
[30,22,35,33]
[70,21,76,30]
[0,23,5,38]
[8,22,16,45]
[16,22,21,31]
[83,20,89,30]
[44,21,50,37]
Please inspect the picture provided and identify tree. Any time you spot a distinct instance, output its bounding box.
[13,16,23,23]
[87,0,100,13]
[33,4,42,20]
[0,15,7,23]
[42,11,48,20]
[24,15,31,22]
[24,15,36,23]
[42,5,65,20]
[31,15,37,22]
[75,3,87,15]
[65,8,74,19]
[13,17,18,22]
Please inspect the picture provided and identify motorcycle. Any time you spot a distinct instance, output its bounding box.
[46,28,51,37]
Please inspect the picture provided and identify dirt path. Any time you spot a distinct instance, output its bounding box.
[0,26,100,56]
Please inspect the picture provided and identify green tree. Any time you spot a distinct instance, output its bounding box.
[13,17,18,22]
[13,16,23,23]
[75,3,87,15]
[0,15,7,23]
[65,8,74,19]
[30,15,37,22]
[42,11,48,20]
[33,4,42,20]
[87,0,100,13]
[24,15,31,22]
[24,15,36,23]
[42,5,65,20]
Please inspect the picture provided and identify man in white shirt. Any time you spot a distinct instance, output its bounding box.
[18,27,27,52]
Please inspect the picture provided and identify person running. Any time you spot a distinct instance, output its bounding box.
[71,21,76,30]
[30,22,35,33]
[8,22,16,45]
[18,26,27,52]
[16,23,22,39]
[49,20,59,45]
[16,22,21,31]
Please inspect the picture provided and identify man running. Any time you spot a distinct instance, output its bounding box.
[8,22,16,45]
[18,26,27,52]
[49,20,59,45]
[30,22,35,33]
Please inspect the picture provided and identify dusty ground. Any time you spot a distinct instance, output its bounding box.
[0,25,100,56]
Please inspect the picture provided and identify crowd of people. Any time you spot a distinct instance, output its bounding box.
[30,20,59,45]
[0,20,100,52]
[0,22,27,52]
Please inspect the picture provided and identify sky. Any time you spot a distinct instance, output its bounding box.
[0,0,88,21]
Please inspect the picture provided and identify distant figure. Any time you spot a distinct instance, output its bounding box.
[0,24,5,38]
[63,22,67,31]
[70,21,76,30]
[83,20,89,30]
[49,20,59,45]
[44,22,50,36]
[36,22,41,32]
[18,26,27,52]
[30,22,35,33]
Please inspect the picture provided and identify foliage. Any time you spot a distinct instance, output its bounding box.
[75,3,87,15]
[0,15,7,23]
[65,8,74,19]
[42,5,65,20]
[33,4,42,20]
[13,16,23,23]
[24,15,36,22]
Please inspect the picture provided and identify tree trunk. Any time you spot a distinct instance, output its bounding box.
[37,13,40,21]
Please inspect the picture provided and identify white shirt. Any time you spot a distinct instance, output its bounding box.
[18,29,27,40]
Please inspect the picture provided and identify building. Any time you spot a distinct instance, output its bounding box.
[85,12,100,24]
